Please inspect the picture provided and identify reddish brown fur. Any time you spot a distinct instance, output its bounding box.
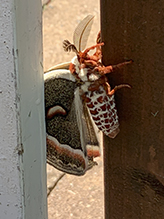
[69,32,132,97]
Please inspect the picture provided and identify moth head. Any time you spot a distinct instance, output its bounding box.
[63,40,87,64]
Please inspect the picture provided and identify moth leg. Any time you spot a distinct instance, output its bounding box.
[96,31,101,44]
[103,81,111,96]
[90,31,102,60]
[95,65,113,75]
[84,59,99,67]
[91,47,102,61]
[95,59,133,75]
[82,42,104,55]
[107,84,131,96]
[112,60,133,71]
[79,42,104,65]
[90,31,102,61]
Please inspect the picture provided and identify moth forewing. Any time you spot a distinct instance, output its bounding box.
[44,68,100,176]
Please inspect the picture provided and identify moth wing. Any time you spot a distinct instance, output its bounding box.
[44,68,100,176]
[82,102,101,159]
[74,88,101,170]
[45,62,70,73]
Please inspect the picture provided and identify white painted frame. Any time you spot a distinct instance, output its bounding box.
[0,0,47,218]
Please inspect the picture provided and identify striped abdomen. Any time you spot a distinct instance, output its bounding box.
[85,86,120,138]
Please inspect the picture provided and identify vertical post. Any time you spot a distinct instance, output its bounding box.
[0,0,47,219]
[101,0,164,218]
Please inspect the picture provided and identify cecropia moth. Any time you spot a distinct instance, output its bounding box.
[45,15,131,175]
